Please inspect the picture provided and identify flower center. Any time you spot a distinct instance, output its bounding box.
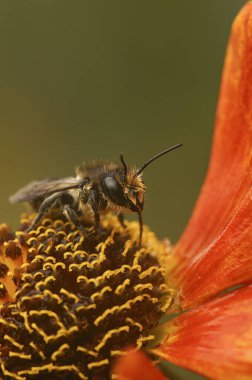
[0,215,174,379]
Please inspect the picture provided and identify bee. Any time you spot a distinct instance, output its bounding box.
[10,144,182,246]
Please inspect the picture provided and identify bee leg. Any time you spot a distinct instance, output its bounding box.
[92,208,100,230]
[137,211,143,248]
[63,205,85,233]
[89,189,100,230]
[26,193,60,232]
[118,213,126,228]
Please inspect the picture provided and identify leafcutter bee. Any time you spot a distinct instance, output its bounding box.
[10,144,182,246]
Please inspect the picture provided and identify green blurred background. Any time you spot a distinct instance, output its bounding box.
[0,0,244,243]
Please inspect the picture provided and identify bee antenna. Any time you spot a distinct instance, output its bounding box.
[120,153,128,178]
[135,143,183,176]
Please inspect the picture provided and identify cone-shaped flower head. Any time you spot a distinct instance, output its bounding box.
[0,215,173,379]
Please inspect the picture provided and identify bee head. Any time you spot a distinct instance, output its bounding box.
[103,170,144,212]
[103,144,182,213]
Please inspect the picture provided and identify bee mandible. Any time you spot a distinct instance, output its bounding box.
[10,144,182,246]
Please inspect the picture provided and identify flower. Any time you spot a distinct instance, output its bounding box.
[115,2,252,380]
[1,3,252,380]
[0,215,172,379]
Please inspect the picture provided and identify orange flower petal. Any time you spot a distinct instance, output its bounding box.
[152,285,252,380]
[169,2,252,308]
[113,349,168,380]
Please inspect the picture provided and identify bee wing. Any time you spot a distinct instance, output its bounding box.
[9,177,80,204]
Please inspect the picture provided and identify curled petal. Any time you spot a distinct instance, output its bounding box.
[170,2,252,308]
[152,285,252,380]
[113,349,168,380]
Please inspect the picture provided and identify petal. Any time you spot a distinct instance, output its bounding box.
[169,2,252,308]
[152,285,252,380]
[171,187,252,308]
[113,349,168,380]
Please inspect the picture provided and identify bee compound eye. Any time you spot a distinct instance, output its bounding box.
[104,176,127,206]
